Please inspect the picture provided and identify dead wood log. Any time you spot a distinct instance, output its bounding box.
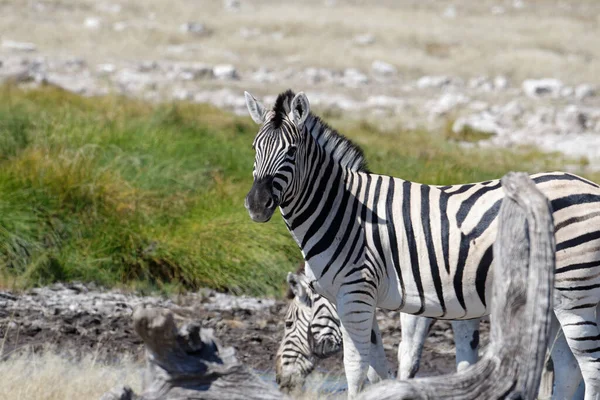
[358,172,556,400]
[100,307,287,400]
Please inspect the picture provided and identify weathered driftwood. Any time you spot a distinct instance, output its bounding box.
[100,307,286,400]
[358,172,556,400]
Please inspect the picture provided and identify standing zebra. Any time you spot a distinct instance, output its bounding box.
[277,265,481,393]
[244,89,600,399]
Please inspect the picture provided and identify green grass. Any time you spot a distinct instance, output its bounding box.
[0,85,595,297]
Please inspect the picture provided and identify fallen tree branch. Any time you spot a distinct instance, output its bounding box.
[100,307,286,400]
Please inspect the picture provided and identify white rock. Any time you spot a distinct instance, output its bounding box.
[213,64,238,80]
[169,63,213,80]
[428,93,470,116]
[575,84,596,100]
[522,78,563,98]
[371,60,397,76]
[97,63,116,74]
[556,105,588,133]
[224,0,240,11]
[2,40,37,52]
[353,33,375,46]
[443,5,457,19]
[304,67,335,84]
[239,27,261,39]
[500,100,524,119]
[494,75,509,90]
[513,0,525,9]
[180,22,208,35]
[452,113,503,137]
[342,68,368,87]
[560,86,574,97]
[417,75,450,89]
[84,17,102,30]
[366,95,404,109]
[251,67,276,83]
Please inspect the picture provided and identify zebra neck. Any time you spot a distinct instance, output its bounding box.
[280,160,364,272]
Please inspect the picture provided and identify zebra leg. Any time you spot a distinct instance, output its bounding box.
[337,290,376,398]
[397,313,433,379]
[366,318,391,383]
[555,305,600,400]
[547,312,583,400]
[451,319,480,372]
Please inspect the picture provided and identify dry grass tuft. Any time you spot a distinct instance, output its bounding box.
[0,351,143,400]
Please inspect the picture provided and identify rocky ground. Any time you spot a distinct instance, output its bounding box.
[0,283,488,383]
[1,0,600,167]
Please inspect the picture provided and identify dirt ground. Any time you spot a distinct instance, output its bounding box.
[0,283,489,381]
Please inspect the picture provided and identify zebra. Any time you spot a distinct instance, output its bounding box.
[279,267,584,398]
[276,263,344,392]
[244,89,600,399]
[276,264,482,393]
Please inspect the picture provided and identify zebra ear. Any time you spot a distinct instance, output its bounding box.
[290,92,310,128]
[287,272,310,307]
[244,91,266,124]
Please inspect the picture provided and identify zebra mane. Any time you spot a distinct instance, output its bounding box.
[272,90,369,173]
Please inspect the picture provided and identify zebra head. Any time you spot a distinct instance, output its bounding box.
[276,270,343,393]
[244,90,310,223]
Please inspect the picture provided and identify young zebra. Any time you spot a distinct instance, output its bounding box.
[276,264,344,392]
[280,268,583,397]
[276,265,481,393]
[244,89,600,399]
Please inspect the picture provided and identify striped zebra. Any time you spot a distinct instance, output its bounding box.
[279,269,583,398]
[244,89,600,399]
[277,265,481,393]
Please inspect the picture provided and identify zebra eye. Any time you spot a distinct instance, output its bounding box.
[286,146,297,158]
[285,320,293,328]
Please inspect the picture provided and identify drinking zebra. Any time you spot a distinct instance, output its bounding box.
[278,266,584,398]
[276,264,481,393]
[244,89,600,399]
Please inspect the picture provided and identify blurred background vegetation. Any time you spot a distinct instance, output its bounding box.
[0,85,593,296]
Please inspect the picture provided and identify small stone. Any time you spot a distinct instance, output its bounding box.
[84,17,102,30]
[97,63,116,74]
[371,60,397,77]
[213,64,238,80]
[428,93,470,116]
[2,40,37,52]
[251,67,276,83]
[239,27,261,39]
[575,84,596,100]
[180,22,209,36]
[443,5,457,19]
[522,78,563,98]
[453,113,502,137]
[417,75,450,89]
[560,86,574,97]
[224,0,240,11]
[353,33,375,46]
[494,76,509,90]
[342,68,368,87]
[555,105,587,133]
[137,61,159,72]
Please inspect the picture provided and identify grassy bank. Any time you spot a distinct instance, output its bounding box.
[0,86,593,296]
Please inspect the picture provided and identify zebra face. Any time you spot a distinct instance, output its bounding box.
[244,90,310,223]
